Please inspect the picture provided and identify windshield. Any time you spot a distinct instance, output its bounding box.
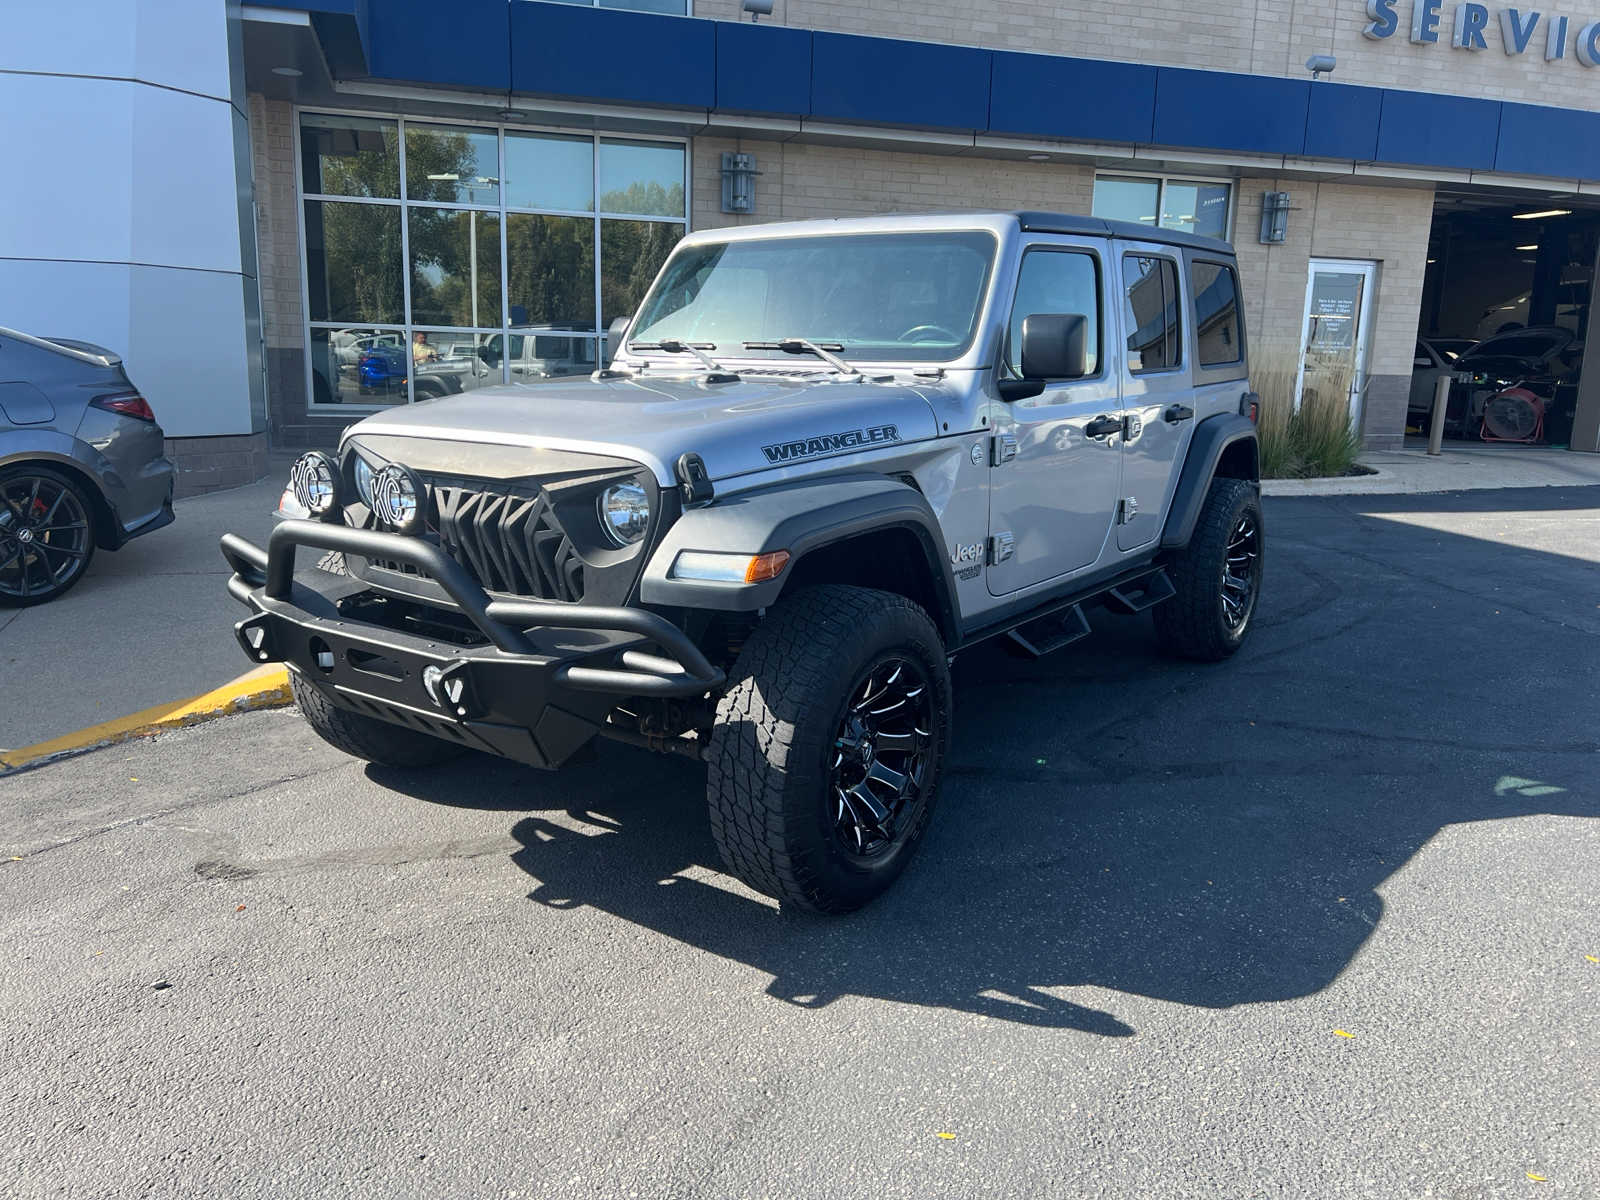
[629,231,997,363]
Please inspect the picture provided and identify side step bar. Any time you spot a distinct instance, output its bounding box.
[1006,604,1091,659]
[959,563,1175,657]
[1104,569,1177,615]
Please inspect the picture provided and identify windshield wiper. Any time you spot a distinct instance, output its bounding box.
[628,339,739,382]
[742,337,861,380]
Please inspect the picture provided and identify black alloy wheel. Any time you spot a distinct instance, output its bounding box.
[1153,476,1264,661]
[829,656,935,859]
[707,584,953,913]
[1220,512,1261,632]
[0,468,97,606]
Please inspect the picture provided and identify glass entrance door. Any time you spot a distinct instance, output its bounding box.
[1297,260,1378,428]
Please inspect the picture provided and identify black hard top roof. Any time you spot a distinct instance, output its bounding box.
[1014,211,1235,254]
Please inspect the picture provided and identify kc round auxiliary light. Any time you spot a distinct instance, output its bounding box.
[371,463,425,533]
[288,451,341,520]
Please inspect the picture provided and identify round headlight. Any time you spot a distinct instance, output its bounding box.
[371,463,424,533]
[598,481,650,546]
[289,451,340,519]
[352,454,376,508]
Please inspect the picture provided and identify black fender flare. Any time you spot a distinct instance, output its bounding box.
[1160,413,1259,550]
[639,474,959,639]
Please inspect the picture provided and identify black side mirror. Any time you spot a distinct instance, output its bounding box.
[1019,313,1089,380]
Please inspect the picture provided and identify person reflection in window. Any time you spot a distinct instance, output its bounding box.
[412,331,439,365]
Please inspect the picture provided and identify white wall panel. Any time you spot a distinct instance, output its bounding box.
[0,75,133,264]
[0,259,133,358]
[128,265,257,437]
[4,0,136,80]
[130,85,247,275]
[134,0,234,103]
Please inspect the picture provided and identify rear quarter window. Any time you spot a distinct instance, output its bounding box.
[1191,261,1242,367]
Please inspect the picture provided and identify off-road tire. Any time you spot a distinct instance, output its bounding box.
[291,672,465,767]
[706,585,952,913]
[1154,477,1263,661]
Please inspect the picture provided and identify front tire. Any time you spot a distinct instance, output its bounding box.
[291,672,465,767]
[706,585,952,914]
[1154,477,1264,661]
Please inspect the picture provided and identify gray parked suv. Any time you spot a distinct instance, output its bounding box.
[222,212,1262,912]
[1,328,175,605]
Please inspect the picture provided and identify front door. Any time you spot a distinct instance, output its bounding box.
[987,241,1123,596]
[1298,259,1378,428]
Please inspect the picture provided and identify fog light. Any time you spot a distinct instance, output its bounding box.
[289,451,341,519]
[672,549,790,583]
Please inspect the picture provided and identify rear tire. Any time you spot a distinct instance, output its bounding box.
[706,585,952,914]
[290,672,465,767]
[0,465,98,608]
[1155,477,1263,661]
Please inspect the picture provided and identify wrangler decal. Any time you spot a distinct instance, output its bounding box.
[760,424,900,464]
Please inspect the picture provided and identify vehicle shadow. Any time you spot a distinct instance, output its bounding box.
[369,486,1600,1035]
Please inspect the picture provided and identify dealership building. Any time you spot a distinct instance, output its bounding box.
[7,0,1600,492]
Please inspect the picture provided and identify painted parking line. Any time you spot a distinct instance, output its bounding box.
[0,665,293,775]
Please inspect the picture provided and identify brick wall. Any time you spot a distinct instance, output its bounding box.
[164,433,271,498]
[696,0,1600,112]
[693,137,1094,229]
[248,94,358,452]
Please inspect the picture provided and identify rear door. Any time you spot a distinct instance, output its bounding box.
[1114,245,1192,552]
[986,238,1123,595]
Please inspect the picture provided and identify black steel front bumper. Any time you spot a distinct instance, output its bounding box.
[220,520,723,768]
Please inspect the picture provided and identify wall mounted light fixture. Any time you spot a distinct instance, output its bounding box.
[1259,191,1291,244]
[721,152,761,214]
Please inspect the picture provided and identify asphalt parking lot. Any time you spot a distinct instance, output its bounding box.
[3,487,1597,1199]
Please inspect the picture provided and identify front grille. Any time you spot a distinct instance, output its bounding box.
[430,482,585,602]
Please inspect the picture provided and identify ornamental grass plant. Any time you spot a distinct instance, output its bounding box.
[1250,346,1364,479]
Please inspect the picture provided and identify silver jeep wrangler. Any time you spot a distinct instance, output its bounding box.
[222,211,1263,912]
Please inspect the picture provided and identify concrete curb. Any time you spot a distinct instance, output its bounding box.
[0,665,292,776]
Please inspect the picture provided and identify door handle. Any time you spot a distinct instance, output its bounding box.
[1084,414,1122,439]
[1163,404,1194,424]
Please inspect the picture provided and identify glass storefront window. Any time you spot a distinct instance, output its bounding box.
[301,114,399,199]
[407,208,502,329]
[486,332,600,382]
[310,327,406,407]
[601,218,683,323]
[506,133,593,212]
[1093,174,1232,240]
[303,200,404,324]
[300,113,687,407]
[405,124,501,206]
[409,332,502,396]
[1092,177,1159,227]
[507,214,595,329]
[1162,181,1230,239]
[599,139,686,216]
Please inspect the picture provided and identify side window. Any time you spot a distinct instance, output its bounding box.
[1123,255,1181,374]
[1005,250,1101,377]
[1191,261,1242,367]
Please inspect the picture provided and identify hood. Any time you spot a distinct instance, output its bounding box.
[346,374,942,485]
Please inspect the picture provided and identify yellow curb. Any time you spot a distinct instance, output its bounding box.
[0,665,292,773]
